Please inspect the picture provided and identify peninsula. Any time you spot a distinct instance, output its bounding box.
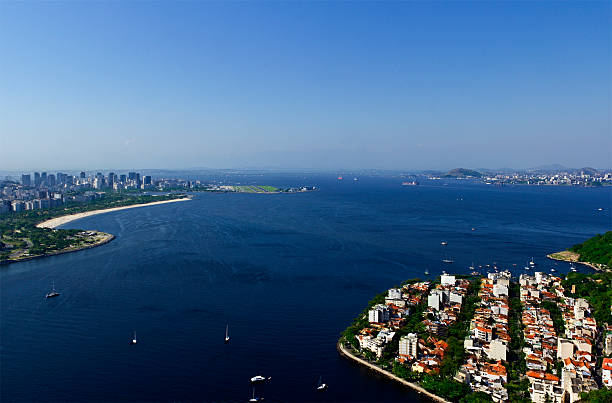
[0,193,189,264]
[339,265,612,403]
[547,231,612,271]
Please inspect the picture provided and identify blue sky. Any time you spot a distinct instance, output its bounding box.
[1,2,610,171]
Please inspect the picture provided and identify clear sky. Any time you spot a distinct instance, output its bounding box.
[1,1,610,171]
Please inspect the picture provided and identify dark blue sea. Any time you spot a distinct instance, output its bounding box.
[1,175,610,402]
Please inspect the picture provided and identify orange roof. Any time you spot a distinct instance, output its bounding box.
[526,371,559,382]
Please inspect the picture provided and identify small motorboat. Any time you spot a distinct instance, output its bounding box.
[45,281,60,298]
[570,263,577,272]
[529,257,536,266]
[442,259,453,264]
[250,375,271,383]
[471,228,476,231]
[550,268,556,272]
[424,269,429,275]
[130,331,137,345]
[225,324,230,344]
[441,241,448,246]
[316,376,328,391]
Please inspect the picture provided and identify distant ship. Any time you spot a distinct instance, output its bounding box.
[402,181,419,186]
[45,281,60,298]
[424,269,429,275]
[225,324,230,344]
[130,331,137,345]
[441,241,448,246]
[442,259,454,264]
[354,177,359,181]
[316,376,328,391]
[337,176,343,180]
[550,267,556,272]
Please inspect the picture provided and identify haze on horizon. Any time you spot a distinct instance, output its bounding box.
[1,2,610,171]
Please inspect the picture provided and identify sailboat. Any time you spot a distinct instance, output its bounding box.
[529,257,536,266]
[570,263,577,272]
[45,281,60,298]
[441,241,448,246]
[130,331,137,345]
[316,375,328,391]
[249,387,263,402]
[424,269,429,275]
[225,324,230,344]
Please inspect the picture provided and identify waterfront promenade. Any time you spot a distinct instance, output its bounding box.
[337,341,451,403]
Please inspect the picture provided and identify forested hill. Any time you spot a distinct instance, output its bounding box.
[570,231,612,268]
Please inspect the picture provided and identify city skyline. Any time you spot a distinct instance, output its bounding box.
[1,2,610,170]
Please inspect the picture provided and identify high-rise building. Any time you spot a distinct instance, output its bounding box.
[34,172,41,186]
[143,175,152,186]
[21,174,31,187]
[128,172,137,181]
[119,174,127,183]
[47,174,56,187]
[399,333,418,358]
[80,171,86,179]
[41,172,47,185]
[108,172,116,185]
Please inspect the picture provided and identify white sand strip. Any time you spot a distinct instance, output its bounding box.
[36,198,191,229]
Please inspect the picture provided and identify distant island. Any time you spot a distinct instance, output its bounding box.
[548,231,612,271]
[443,168,483,178]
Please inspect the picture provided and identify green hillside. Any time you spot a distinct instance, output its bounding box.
[570,231,612,268]
[443,168,482,178]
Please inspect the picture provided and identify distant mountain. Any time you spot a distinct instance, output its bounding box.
[443,168,482,178]
[578,167,599,176]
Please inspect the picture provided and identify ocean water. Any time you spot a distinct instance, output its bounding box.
[1,176,610,402]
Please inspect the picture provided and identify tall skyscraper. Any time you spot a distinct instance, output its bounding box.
[80,171,86,179]
[21,174,31,187]
[34,172,41,186]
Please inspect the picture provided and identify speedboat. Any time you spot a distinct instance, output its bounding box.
[250,375,270,383]
[45,281,60,298]
[570,263,577,272]
[442,259,453,264]
[316,376,328,391]
[424,269,429,275]
[225,324,230,344]
[529,258,536,266]
[441,241,448,246]
[550,268,556,272]
[130,331,137,345]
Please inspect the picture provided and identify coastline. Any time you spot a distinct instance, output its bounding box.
[546,251,606,271]
[336,341,451,403]
[1,232,115,265]
[36,197,191,229]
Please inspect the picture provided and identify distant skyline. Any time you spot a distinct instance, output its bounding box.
[1,2,610,170]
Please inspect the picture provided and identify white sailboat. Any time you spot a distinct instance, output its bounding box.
[45,281,60,298]
[249,387,263,402]
[130,331,137,345]
[225,324,230,343]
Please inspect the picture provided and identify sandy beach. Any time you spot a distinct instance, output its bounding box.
[36,197,191,229]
